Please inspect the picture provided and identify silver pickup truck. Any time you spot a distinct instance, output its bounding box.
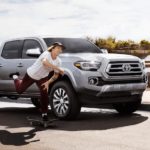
[0,37,147,120]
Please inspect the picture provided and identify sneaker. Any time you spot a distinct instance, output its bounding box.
[42,113,48,122]
[9,72,20,78]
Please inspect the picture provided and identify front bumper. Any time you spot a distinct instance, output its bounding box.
[96,83,146,97]
[78,81,147,98]
[72,64,147,99]
[77,82,147,105]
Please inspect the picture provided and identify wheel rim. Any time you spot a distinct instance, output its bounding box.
[53,88,70,116]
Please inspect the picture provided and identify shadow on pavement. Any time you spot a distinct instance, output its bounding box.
[59,112,148,131]
[0,128,41,146]
[0,107,148,131]
[0,107,48,146]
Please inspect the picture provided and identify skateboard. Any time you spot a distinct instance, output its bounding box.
[27,116,58,128]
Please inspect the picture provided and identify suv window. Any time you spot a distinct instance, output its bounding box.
[43,38,102,53]
[22,39,42,58]
[1,40,23,59]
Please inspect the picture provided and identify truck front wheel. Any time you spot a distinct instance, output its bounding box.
[49,81,81,120]
[113,95,142,115]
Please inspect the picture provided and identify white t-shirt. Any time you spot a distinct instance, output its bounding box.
[27,51,61,80]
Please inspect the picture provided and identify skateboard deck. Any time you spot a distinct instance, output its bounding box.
[27,116,58,128]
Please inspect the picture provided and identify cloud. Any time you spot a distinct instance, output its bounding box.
[1,0,47,3]
[0,0,150,43]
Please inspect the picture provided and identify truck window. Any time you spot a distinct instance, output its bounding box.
[1,40,22,59]
[43,38,102,53]
[22,40,42,59]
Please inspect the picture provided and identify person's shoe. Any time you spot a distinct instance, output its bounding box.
[42,113,48,122]
[9,72,20,79]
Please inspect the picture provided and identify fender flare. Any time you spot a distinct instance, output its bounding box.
[62,68,78,90]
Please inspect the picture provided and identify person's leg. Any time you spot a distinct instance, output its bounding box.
[14,73,35,94]
[36,76,49,120]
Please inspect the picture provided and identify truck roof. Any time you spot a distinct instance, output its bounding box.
[2,36,83,42]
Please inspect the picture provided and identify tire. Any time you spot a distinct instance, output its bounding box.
[113,95,142,115]
[49,81,81,120]
[148,74,150,87]
[31,98,41,109]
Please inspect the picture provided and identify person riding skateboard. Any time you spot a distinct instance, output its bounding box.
[10,42,65,122]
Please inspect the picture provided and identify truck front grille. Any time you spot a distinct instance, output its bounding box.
[106,61,142,77]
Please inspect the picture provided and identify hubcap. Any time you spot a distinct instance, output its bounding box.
[53,88,69,116]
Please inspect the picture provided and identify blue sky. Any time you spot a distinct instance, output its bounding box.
[0,0,150,42]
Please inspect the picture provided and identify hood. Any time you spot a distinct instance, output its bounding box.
[61,53,140,62]
[99,53,140,61]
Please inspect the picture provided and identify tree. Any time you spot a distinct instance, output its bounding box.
[95,36,116,52]
[140,40,150,50]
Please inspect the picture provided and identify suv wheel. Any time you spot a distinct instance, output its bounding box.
[49,81,81,120]
[113,95,142,115]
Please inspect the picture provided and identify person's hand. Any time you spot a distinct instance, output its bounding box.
[59,69,64,76]
[42,81,49,92]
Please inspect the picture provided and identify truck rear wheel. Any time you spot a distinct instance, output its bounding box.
[113,95,142,115]
[49,81,81,120]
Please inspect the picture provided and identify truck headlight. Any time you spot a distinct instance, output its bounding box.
[74,61,101,71]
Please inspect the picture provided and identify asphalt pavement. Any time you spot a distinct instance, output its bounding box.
[0,90,149,150]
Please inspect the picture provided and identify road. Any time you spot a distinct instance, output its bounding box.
[0,91,150,150]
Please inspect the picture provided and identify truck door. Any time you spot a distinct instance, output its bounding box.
[0,40,23,92]
[16,39,43,93]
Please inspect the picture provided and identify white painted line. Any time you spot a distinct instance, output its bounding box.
[0,102,34,108]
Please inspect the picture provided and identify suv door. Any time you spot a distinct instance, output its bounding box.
[0,40,23,91]
[16,39,43,93]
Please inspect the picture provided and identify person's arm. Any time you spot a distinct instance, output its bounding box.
[42,72,60,92]
[42,58,64,75]
[48,72,59,84]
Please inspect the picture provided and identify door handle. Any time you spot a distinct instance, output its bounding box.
[17,63,23,67]
[0,64,3,67]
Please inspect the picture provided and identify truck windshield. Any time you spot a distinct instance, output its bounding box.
[43,38,102,53]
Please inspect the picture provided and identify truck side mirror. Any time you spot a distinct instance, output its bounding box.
[26,48,41,57]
